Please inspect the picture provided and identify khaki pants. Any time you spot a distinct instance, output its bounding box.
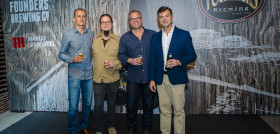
[157,74,185,134]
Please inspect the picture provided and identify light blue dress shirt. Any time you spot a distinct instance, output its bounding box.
[58,27,94,80]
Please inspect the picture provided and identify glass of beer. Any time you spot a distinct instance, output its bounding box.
[138,55,143,64]
[104,59,109,68]
[78,53,83,59]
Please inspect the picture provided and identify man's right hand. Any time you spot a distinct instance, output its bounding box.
[149,80,157,92]
[128,58,142,66]
[73,56,83,63]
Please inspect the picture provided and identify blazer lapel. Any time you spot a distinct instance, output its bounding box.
[168,26,178,54]
[157,31,164,60]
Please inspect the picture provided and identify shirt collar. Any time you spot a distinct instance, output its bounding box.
[96,33,118,40]
[74,27,88,35]
[129,27,146,34]
[162,24,175,35]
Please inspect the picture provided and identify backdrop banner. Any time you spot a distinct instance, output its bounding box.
[1,0,279,114]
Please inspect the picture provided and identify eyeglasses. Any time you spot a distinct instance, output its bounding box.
[101,21,112,24]
[129,17,142,21]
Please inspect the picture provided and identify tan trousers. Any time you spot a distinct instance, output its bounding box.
[157,74,185,134]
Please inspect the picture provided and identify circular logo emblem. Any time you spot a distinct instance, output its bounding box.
[199,0,265,23]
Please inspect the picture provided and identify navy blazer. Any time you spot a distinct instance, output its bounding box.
[148,26,197,85]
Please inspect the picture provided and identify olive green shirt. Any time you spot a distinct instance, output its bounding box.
[92,33,122,83]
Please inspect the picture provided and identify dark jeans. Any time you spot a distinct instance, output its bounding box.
[126,81,155,133]
[93,80,119,133]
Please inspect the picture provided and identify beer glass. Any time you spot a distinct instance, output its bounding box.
[104,59,109,68]
[137,55,143,64]
[78,53,83,59]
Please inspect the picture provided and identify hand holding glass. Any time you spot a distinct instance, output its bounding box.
[138,55,143,65]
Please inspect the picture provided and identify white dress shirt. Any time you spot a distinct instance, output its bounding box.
[162,25,175,71]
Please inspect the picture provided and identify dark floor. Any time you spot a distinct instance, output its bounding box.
[0,112,277,134]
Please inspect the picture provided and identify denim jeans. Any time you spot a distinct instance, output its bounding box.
[93,80,119,133]
[67,75,93,133]
[126,81,155,133]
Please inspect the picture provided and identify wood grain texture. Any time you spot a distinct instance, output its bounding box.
[1,0,130,112]
[0,0,279,114]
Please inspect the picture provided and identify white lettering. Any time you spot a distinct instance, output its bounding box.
[30,12,36,22]
[29,0,34,11]
[11,14,14,23]
[10,0,50,23]
[29,41,55,47]
[14,14,19,23]
[35,12,40,21]
[19,13,23,23]
[10,2,14,13]
[24,0,29,12]
[23,13,29,22]
[42,11,49,21]
[34,0,38,11]
[28,37,32,41]
[14,1,18,13]
[39,0,44,10]
[28,36,46,42]
[18,1,24,12]
[44,0,48,10]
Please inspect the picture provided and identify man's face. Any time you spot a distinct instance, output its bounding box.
[128,12,143,30]
[158,10,173,29]
[100,16,112,32]
[73,10,87,27]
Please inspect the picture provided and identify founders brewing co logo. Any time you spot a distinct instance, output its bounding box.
[199,0,265,23]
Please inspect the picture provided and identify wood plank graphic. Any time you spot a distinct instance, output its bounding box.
[1,0,279,114]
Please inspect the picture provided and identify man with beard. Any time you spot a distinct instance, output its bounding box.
[118,10,156,134]
[58,8,93,134]
[91,14,122,134]
[149,6,197,134]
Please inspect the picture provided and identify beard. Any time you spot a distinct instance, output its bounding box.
[103,30,110,37]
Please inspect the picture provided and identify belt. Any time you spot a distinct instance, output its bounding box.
[164,71,167,74]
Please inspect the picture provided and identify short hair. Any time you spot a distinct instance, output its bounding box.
[128,10,142,20]
[157,6,173,16]
[74,8,87,18]
[99,14,113,24]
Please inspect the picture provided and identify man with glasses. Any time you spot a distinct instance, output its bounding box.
[58,8,93,134]
[118,10,156,134]
[92,14,122,134]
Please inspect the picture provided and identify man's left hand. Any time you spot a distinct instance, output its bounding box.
[167,59,180,68]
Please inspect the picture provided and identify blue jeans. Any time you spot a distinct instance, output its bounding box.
[93,80,119,133]
[126,81,155,133]
[67,75,93,133]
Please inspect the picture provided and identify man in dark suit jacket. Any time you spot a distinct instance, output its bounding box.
[149,6,197,134]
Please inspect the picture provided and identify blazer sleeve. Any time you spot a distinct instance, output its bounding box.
[178,31,197,67]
